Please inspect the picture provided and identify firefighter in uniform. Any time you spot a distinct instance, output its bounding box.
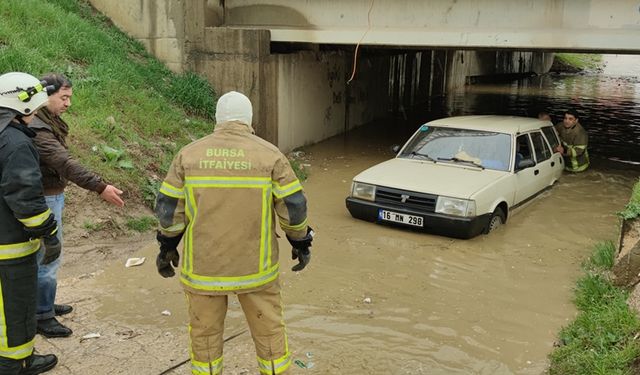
[155,91,312,375]
[554,109,589,172]
[0,72,60,374]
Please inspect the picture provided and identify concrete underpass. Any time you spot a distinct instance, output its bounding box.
[88,0,640,152]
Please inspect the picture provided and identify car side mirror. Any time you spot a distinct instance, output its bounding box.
[516,158,535,170]
[391,145,401,154]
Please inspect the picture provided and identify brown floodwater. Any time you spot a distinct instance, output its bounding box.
[94,58,640,374]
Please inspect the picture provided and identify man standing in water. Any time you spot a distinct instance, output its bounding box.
[554,109,590,172]
[538,112,552,123]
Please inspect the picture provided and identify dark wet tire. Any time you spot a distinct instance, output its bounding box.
[485,208,506,234]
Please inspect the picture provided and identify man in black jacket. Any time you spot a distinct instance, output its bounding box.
[0,72,59,374]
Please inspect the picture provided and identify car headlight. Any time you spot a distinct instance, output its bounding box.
[351,182,376,201]
[435,196,476,217]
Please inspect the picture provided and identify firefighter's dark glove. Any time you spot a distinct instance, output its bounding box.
[156,231,183,278]
[287,227,314,272]
[42,235,61,265]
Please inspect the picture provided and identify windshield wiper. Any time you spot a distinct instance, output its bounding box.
[437,157,485,169]
[409,151,436,162]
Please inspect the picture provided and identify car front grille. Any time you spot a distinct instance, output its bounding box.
[375,186,437,212]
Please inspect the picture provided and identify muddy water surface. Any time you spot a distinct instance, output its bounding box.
[93,66,640,374]
[282,132,638,374]
[94,137,638,374]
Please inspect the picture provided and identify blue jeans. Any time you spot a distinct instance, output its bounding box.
[36,193,64,320]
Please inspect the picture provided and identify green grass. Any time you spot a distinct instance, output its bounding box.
[585,241,617,270]
[0,0,308,211]
[289,158,308,182]
[555,53,604,71]
[549,240,640,375]
[618,179,640,220]
[125,216,158,232]
[83,220,104,232]
[0,0,216,205]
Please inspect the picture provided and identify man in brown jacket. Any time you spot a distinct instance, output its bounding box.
[155,91,312,375]
[29,73,125,338]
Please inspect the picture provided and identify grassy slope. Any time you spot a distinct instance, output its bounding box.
[549,180,640,374]
[619,179,640,220]
[0,0,216,206]
[555,53,604,72]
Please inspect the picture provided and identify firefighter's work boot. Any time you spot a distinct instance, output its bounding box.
[19,354,58,375]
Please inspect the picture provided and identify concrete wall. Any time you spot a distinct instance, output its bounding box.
[276,51,392,152]
[192,27,277,144]
[90,0,186,72]
[276,51,346,151]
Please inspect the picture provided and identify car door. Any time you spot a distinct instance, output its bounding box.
[541,126,560,153]
[540,125,564,180]
[529,130,555,190]
[514,133,541,204]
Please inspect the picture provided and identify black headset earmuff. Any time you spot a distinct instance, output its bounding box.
[16,80,54,102]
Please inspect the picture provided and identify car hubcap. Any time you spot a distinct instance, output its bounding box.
[489,216,502,232]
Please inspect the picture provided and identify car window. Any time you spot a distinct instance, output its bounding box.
[515,134,533,167]
[399,126,511,171]
[530,131,552,162]
[541,126,560,151]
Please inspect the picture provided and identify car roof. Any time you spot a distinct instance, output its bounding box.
[426,115,550,134]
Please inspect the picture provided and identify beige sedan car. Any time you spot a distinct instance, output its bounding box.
[345,115,564,238]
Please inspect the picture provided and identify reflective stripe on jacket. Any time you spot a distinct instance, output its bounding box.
[155,121,308,295]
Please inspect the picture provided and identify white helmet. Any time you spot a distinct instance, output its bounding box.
[215,91,253,126]
[0,72,50,115]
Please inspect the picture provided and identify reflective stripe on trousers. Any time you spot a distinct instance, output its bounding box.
[190,356,222,375]
[0,254,37,360]
[257,351,291,375]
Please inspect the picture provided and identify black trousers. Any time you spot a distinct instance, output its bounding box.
[0,253,37,374]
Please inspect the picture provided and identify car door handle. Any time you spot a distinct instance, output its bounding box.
[551,161,555,167]
[534,169,539,175]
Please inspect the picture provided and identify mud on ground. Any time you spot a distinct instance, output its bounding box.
[38,185,293,374]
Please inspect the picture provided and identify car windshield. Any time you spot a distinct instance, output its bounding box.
[398,126,512,171]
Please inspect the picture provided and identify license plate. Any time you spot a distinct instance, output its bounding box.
[378,209,424,227]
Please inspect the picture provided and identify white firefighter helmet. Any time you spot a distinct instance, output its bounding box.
[215,91,253,126]
[0,72,50,115]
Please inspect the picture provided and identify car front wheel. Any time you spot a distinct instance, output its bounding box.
[486,208,506,234]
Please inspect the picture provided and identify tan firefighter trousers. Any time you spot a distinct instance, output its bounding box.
[186,280,291,375]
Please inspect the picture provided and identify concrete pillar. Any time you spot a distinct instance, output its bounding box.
[431,51,447,96]
[416,51,431,105]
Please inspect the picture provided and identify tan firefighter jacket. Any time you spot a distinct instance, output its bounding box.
[155,121,308,295]
[554,121,589,172]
